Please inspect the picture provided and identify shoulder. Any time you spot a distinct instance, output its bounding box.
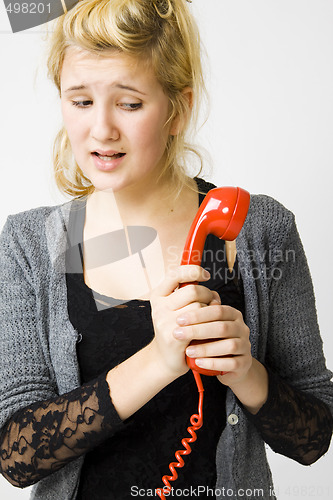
[246,193,295,228]
[0,202,73,267]
[0,202,77,280]
[239,193,299,260]
[5,202,70,229]
[2,201,72,238]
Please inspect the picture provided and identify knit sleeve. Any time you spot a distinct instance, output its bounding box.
[270,211,332,401]
[0,372,123,488]
[246,204,333,464]
[0,216,121,487]
[240,367,333,465]
[0,215,59,431]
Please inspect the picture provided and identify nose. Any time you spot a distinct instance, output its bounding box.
[90,104,120,142]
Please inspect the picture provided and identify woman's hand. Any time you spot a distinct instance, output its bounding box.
[149,265,220,378]
[175,304,253,387]
[175,304,269,413]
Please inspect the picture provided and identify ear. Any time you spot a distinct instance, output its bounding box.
[169,87,194,136]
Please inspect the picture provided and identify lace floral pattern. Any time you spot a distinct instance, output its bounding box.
[241,367,333,465]
[0,374,123,487]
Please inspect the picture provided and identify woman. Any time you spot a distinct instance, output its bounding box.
[0,1,332,499]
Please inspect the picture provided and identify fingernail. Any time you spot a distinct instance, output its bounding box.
[176,315,188,326]
[195,359,205,368]
[203,269,211,279]
[186,346,197,357]
[173,327,185,339]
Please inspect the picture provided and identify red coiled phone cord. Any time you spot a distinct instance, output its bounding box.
[156,370,204,499]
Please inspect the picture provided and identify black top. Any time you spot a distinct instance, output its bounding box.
[66,183,246,499]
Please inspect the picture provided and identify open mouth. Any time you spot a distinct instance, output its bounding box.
[93,152,126,161]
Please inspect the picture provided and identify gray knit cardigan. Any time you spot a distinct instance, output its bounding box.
[0,194,332,500]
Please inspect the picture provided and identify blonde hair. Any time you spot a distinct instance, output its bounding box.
[47,0,207,198]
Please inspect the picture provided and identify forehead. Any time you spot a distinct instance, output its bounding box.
[60,47,158,91]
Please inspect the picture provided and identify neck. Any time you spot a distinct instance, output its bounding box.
[87,174,194,229]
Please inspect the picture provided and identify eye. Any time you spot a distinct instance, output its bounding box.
[119,103,142,111]
[71,100,93,108]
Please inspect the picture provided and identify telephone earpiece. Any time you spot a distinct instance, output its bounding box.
[181,186,250,376]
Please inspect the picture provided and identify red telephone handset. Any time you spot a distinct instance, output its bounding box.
[181,186,250,376]
[156,186,250,499]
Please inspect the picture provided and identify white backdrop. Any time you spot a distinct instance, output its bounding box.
[0,1,332,499]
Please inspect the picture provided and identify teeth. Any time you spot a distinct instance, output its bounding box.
[96,153,123,161]
[99,154,114,161]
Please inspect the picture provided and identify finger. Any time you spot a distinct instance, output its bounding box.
[186,338,243,358]
[209,291,221,305]
[174,321,243,345]
[189,289,220,308]
[152,266,210,298]
[176,304,242,327]
[169,284,218,311]
[194,355,244,373]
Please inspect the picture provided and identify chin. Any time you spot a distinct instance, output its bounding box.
[88,173,131,194]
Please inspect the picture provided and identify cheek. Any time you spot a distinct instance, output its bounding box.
[62,106,86,148]
[135,112,170,151]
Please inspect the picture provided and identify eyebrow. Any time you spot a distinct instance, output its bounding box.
[64,83,146,95]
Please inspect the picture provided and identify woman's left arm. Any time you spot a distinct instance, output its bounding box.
[237,362,333,465]
[179,300,333,465]
[177,213,333,465]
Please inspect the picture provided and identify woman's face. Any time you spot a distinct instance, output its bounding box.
[60,48,174,194]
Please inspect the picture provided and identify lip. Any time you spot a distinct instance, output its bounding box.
[94,149,122,156]
[91,151,126,172]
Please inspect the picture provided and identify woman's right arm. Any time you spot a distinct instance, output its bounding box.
[0,216,216,488]
[0,266,215,488]
[0,217,122,487]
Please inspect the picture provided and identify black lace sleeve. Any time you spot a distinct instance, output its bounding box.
[0,372,123,488]
[241,367,333,465]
